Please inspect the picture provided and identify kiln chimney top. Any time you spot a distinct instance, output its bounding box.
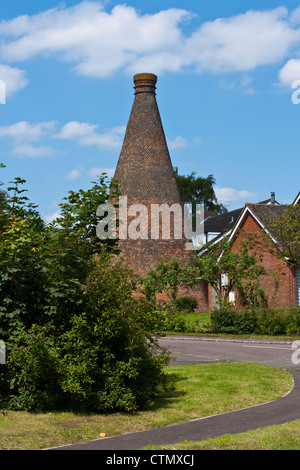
[133,73,157,94]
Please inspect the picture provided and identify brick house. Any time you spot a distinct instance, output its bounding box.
[221,198,300,309]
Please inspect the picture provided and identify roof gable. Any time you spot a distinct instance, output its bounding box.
[229,204,290,247]
[293,191,300,205]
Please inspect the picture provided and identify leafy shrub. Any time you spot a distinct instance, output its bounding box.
[286,308,300,335]
[158,307,187,332]
[235,310,259,335]
[256,310,287,336]
[2,256,170,413]
[211,307,300,336]
[210,308,241,334]
[0,170,171,413]
[5,325,63,411]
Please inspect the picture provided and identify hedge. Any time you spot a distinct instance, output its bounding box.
[210,307,300,336]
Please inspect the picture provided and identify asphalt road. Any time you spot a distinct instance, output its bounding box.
[159,335,300,370]
[48,336,300,451]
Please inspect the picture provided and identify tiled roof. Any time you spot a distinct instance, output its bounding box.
[246,204,288,239]
[204,208,243,234]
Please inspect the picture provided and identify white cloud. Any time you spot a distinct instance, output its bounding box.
[185,7,300,75]
[64,166,115,182]
[64,167,84,180]
[55,121,125,150]
[56,121,97,139]
[1,2,300,80]
[0,64,28,97]
[167,135,202,150]
[0,119,125,156]
[12,143,54,158]
[278,58,300,87]
[88,167,115,178]
[214,186,257,204]
[218,75,257,94]
[0,121,56,141]
[290,6,300,26]
[44,210,61,224]
[0,3,191,78]
[0,121,57,157]
[167,136,188,150]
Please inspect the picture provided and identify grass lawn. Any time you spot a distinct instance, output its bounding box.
[0,362,293,450]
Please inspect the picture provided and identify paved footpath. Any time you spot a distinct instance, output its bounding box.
[47,337,300,451]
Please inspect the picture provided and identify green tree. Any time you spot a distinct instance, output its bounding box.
[141,235,276,311]
[41,175,120,331]
[141,257,198,302]
[265,204,300,265]
[174,167,227,215]
[0,171,117,341]
[194,237,273,310]
[0,175,49,345]
[0,166,170,412]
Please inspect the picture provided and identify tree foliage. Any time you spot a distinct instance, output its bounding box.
[174,167,227,214]
[266,204,300,265]
[141,235,279,311]
[140,257,197,302]
[0,166,170,412]
[194,237,271,309]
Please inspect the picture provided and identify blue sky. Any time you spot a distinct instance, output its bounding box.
[0,0,300,220]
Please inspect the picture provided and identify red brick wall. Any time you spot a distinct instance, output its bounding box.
[155,283,209,312]
[231,212,297,308]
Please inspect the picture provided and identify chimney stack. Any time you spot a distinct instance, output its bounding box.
[133,73,157,95]
[271,192,275,205]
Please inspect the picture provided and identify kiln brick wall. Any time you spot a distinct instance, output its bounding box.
[112,73,209,311]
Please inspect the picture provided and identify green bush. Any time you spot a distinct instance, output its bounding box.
[210,309,241,334]
[1,256,171,413]
[257,310,287,336]
[173,296,198,312]
[235,310,259,335]
[159,307,187,332]
[211,307,300,336]
[0,171,171,413]
[5,325,63,411]
[286,308,300,335]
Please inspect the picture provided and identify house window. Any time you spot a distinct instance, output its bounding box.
[229,291,235,304]
[221,273,228,286]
